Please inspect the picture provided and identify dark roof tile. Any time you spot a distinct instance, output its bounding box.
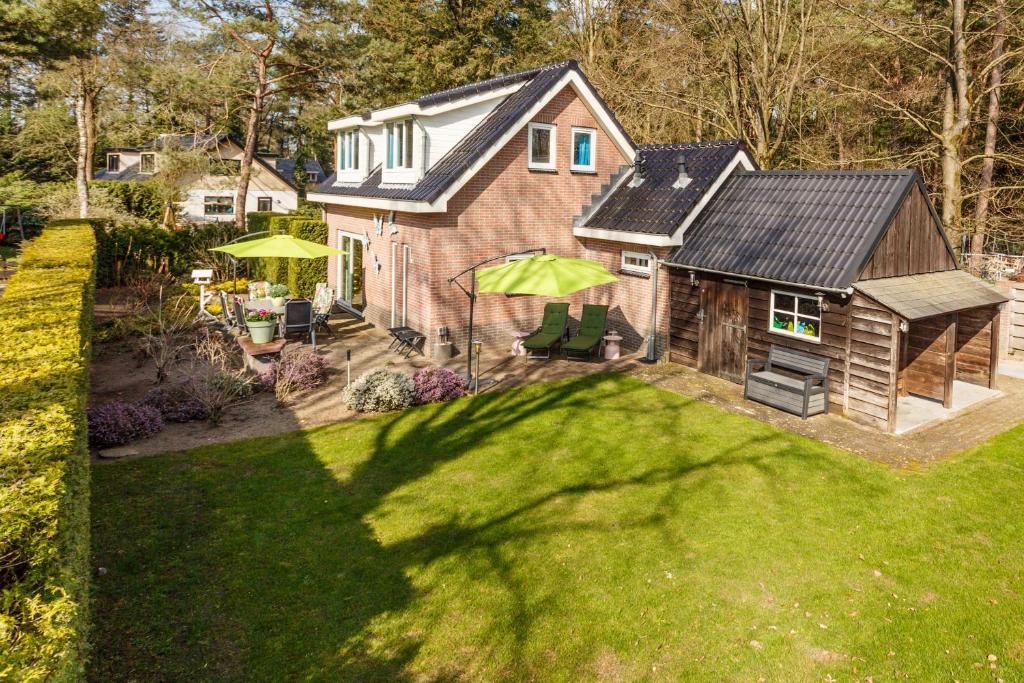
[582,140,749,235]
[665,170,925,290]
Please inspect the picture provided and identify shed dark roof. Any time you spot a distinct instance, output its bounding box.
[665,169,925,291]
[855,271,1007,320]
[581,141,749,235]
[312,61,632,205]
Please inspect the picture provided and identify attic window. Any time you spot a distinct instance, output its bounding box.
[528,123,555,170]
[106,154,120,172]
[571,127,596,172]
[386,121,413,170]
[140,153,155,173]
[769,290,821,342]
[338,130,359,171]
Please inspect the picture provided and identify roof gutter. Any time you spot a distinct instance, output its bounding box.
[660,260,854,296]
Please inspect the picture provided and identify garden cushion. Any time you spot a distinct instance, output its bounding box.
[523,303,569,350]
[563,304,608,353]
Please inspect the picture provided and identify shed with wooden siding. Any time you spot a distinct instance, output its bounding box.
[663,169,1007,432]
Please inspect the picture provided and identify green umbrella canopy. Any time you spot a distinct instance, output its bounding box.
[210,234,348,259]
[474,254,618,297]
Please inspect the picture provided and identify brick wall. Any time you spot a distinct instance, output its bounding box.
[323,84,672,360]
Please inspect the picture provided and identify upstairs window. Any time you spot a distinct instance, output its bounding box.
[140,153,155,173]
[307,170,319,183]
[770,290,821,342]
[571,127,596,172]
[338,130,359,171]
[106,154,120,172]
[621,251,651,275]
[528,123,555,170]
[386,121,413,170]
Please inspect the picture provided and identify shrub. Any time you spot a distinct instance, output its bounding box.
[141,383,210,422]
[268,283,289,298]
[91,179,165,221]
[0,220,94,679]
[262,215,294,285]
[414,367,467,404]
[345,368,416,413]
[261,349,328,403]
[87,401,164,448]
[286,218,329,297]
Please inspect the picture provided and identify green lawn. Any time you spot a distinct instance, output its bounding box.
[90,374,1024,681]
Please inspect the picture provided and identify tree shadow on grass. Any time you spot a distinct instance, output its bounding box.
[90,372,888,681]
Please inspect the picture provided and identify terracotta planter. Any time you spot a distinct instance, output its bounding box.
[247,319,276,344]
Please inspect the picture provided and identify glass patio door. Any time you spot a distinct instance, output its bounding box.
[336,231,365,313]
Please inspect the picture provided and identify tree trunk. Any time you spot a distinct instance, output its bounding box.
[235,54,270,232]
[940,0,971,251]
[74,84,90,219]
[83,85,97,179]
[970,0,1006,266]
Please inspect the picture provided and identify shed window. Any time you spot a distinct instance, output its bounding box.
[204,196,234,216]
[528,123,555,170]
[140,153,156,173]
[769,290,821,342]
[106,154,120,172]
[571,127,596,172]
[621,250,651,275]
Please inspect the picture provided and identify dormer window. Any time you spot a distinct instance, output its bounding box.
[106,154,120,172]
[386,120,413,170]
[338,130,359,171]
[528,123,555,171]
[140,153,156,173]
[571,128,596,172]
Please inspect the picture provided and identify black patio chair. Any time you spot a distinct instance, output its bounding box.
[232,296,248,334]
[283,298,316,349]
[219,290,236,329]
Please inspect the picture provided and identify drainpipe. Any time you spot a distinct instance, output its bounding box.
[644,251,659,362]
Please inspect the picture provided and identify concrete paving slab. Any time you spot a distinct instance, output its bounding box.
[894,381,1001,435]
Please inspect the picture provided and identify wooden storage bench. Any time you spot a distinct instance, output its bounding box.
[744,345,830,419]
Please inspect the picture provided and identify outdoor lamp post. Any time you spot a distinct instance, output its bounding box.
[472,340,483,394]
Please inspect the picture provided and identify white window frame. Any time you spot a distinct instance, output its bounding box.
[203,195,234,216]
[338,130,359,171]
[768,289,822,343]
[620,250,652,275]
[139,152,156,174]
[386,120,414,170]
[527,122,556,171]
[106,154,120,172]
[570,127,596,172]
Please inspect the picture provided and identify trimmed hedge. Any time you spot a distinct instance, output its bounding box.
[0,220,95,680]
[262,215,293,286]
[91,180,164,222]
[244,212,278,281]
[286,218,329,297]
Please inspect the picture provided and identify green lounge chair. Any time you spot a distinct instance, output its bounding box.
[563,304,609,361]
[522,303,570,359]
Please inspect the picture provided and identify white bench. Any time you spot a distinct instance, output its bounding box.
[744,345,830,419]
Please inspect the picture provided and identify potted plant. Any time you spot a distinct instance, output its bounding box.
[268,283,289,307]
[245,309,278,344]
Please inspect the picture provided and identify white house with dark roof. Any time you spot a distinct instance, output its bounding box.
[95,134,324,223]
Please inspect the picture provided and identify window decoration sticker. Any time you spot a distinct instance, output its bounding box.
[373,214,383,236]
[388,211,398,234]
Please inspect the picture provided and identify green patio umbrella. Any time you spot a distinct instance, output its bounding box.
[210,233,347,259]
[474,253,618,296]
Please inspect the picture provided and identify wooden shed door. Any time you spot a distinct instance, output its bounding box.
[899,314,955,407]
[698,280,749,383]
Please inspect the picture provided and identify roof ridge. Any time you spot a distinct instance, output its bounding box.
[738,168,917,177]
[414,60,577,107]
[638,139,743,151]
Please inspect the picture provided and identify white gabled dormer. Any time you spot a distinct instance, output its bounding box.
[381,118,420,185]
[335,127,367,184]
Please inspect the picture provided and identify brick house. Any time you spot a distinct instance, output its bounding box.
[309,60,752,358]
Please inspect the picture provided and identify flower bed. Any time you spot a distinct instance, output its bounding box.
[0,219,96,680]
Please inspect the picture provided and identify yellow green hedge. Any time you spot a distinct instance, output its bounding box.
[0,219,95,681]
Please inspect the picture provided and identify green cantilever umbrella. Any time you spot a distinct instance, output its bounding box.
[210,233,347,259]
[474,253,618,296]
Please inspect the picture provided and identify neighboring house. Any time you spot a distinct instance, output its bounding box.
[95,134,325,222]
[308,60,1005,431]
